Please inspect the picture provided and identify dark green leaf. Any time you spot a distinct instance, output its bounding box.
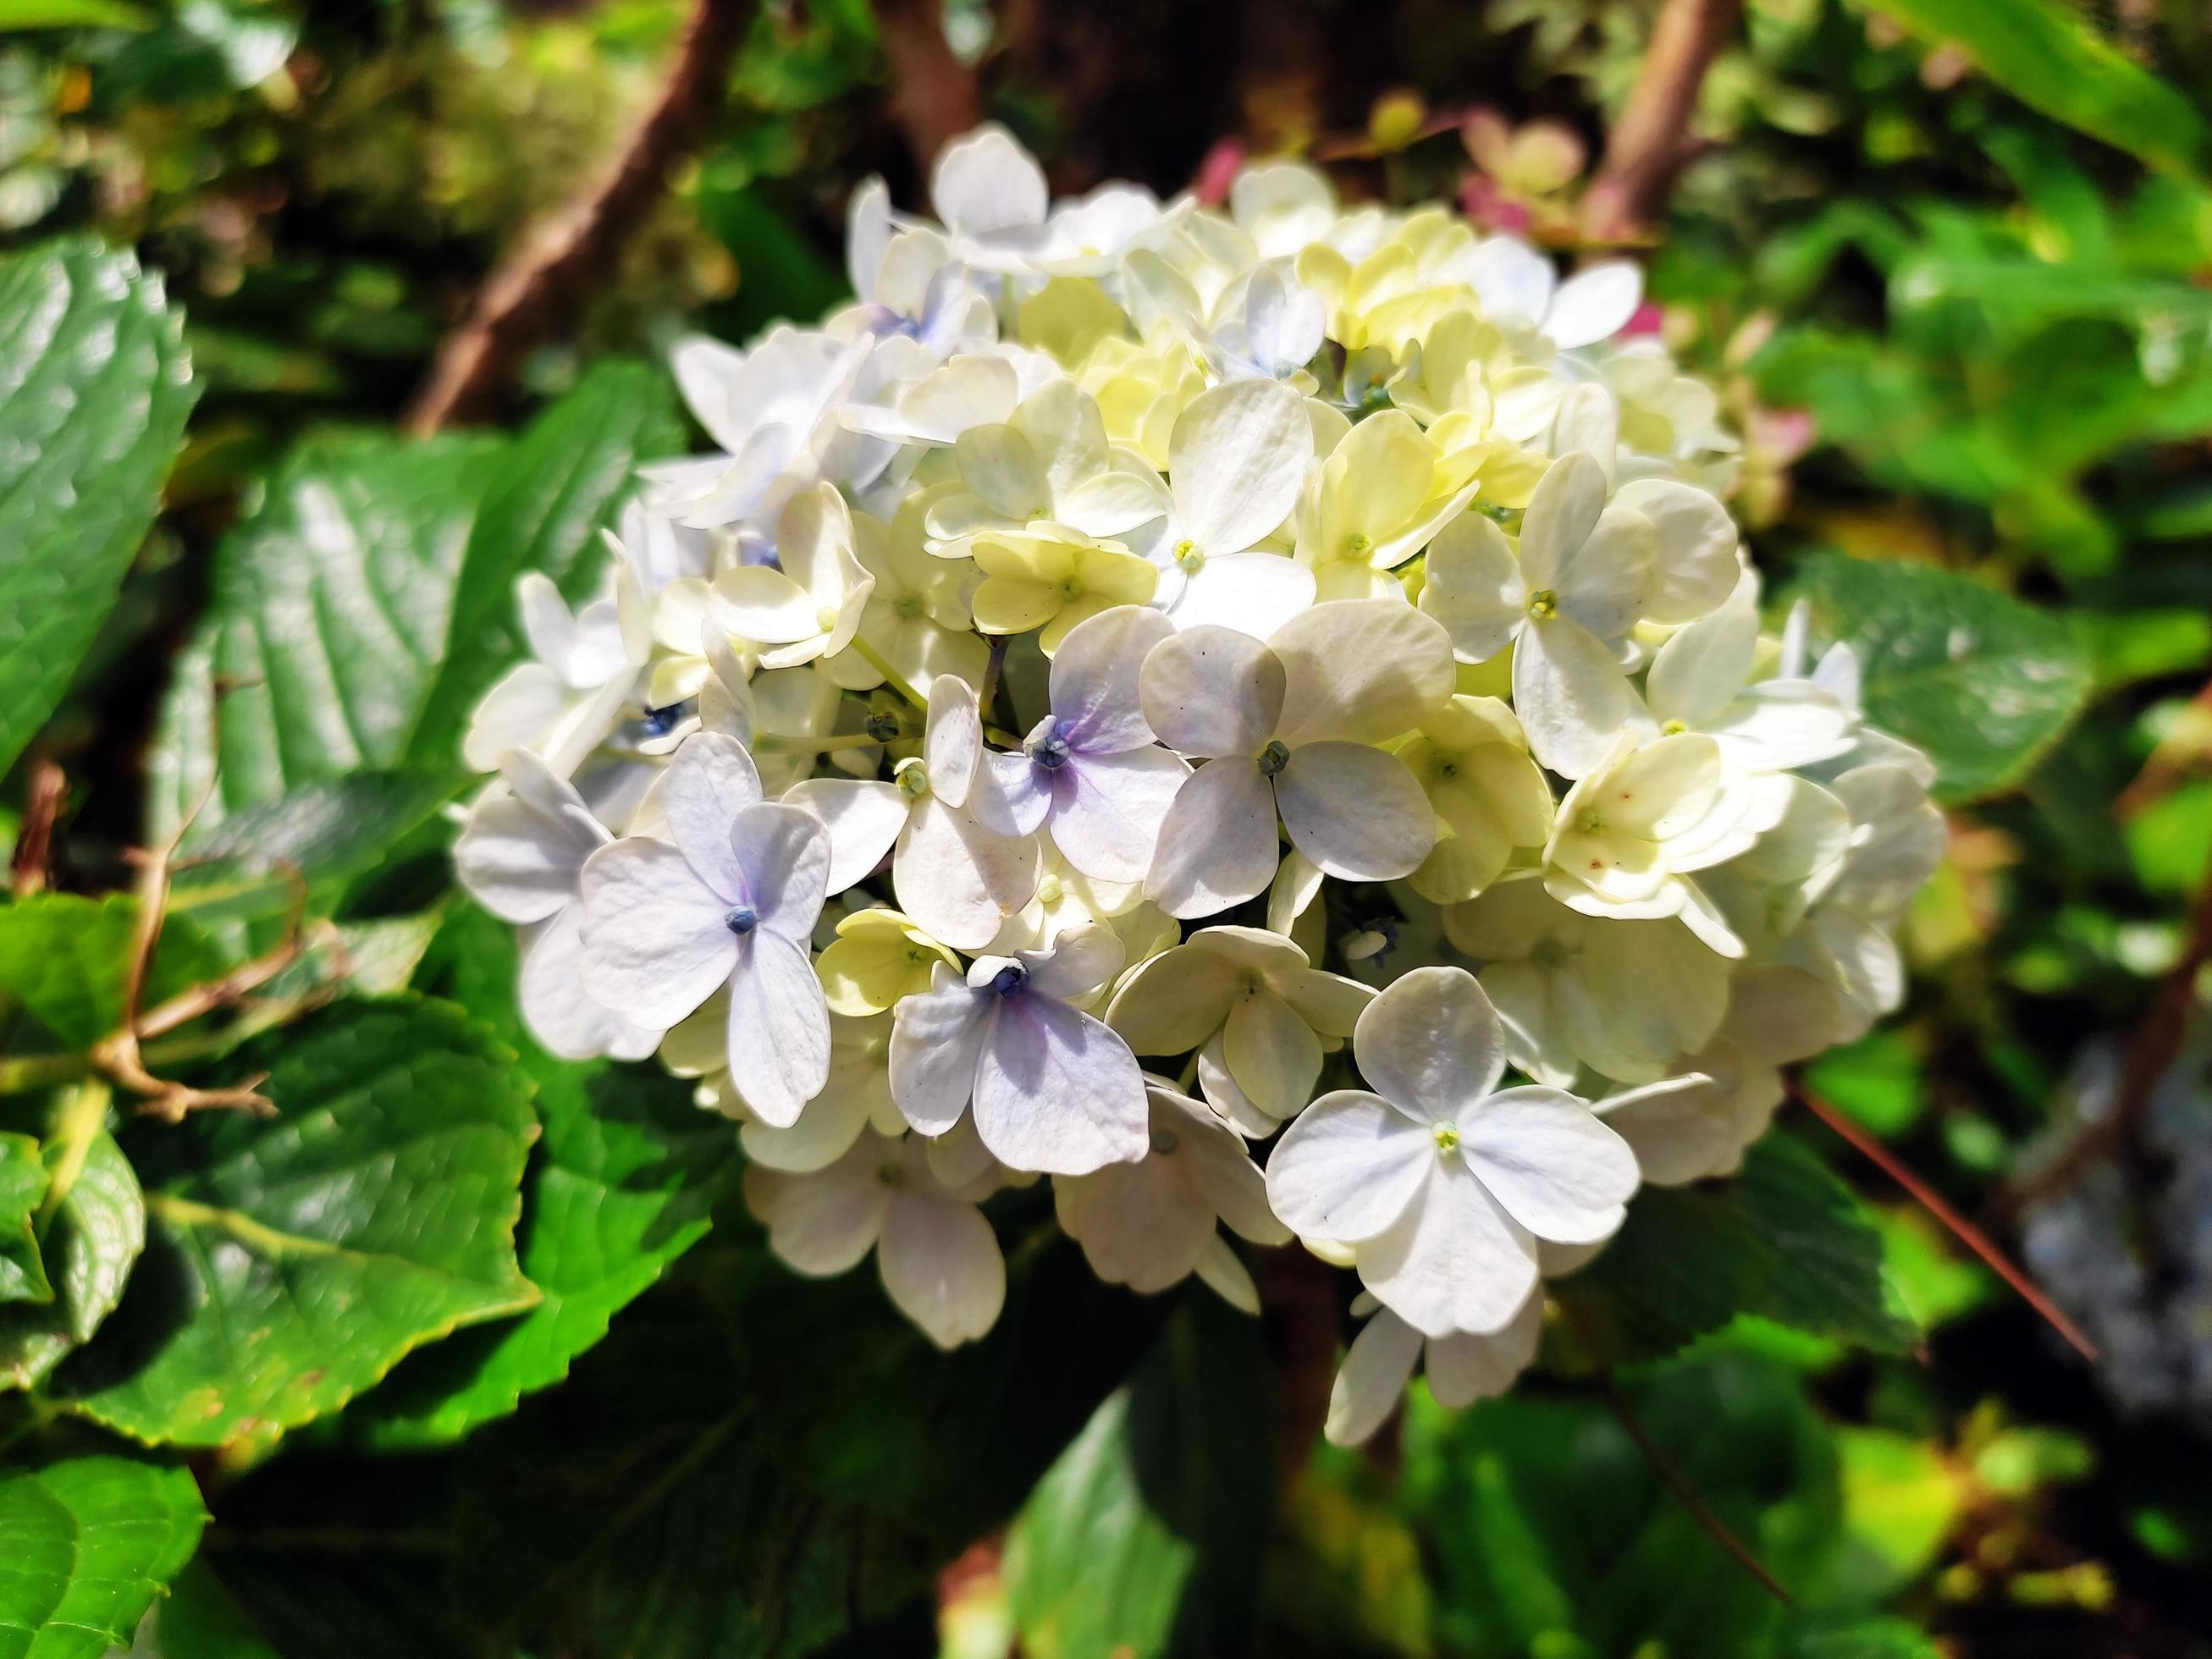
[1866,0,2212,185]
[1785,552,2092,802]
[52,999,539,1451]
[0,1125,145,1391]
[1557,1133,1916,1364]
[405,359,683,770]
[146,433,500,848]
[127,1558,280,1659]
[0,1134,50,1305]
[0,1454,206,1659]
[0,896,225,1050]
[0,238,196,776]
[1004,1297,1273,1659]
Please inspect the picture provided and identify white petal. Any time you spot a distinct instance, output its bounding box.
[1466,235,1556,324]
[880,1188,1006,1348]
[924,673,984,807]
[710,565,819,645]
[1019,923,1126,1001]
[889,971,995,1134]
[1169,552,1316,639]
[1593,1072,1740,1187]
[578,838,737,1027]
[1264,1089,1431,1243]
[745,1150,887,1275]
[455,790,595,924]
[463,663,572,772]
[1104,945,1241,1057]
[1051,747,1189,883]
[1168,378,1310,554]
[1198,1032,1276,1137]
[1358,1159,1538,1338]
[1424,1289,1543,1406]
[932,123,1047,235]
[1222,985,1321,1120]
[1460,1085,1638,1244]
[895,795,1040,951]
[1273,741,1435,882]
[1353,965,1505,1124]
[1050,604,1174,754]
[729,802,830,941]
[1055,1160,1216,1292]
[1194,1235,1262,1315]
[725,931,832,1127]
[1647,599,1757,728]
[518,907,659,1061]
[1554,505,1655,641]
[973,995,1149,1174]
[1513,616,1631,780]
[1139,625,1286,757]
[1516,453,1605,592]
[660,732,764,898]
[1143,758,1281,918]
[1323,1310,1426,1447]
[972,748,1055,839]
[1270,600,1458,747]
[1543,262,1641,349]
[1611,479,1738,625]
[1419,513,1524,664]
[781,776,908,896]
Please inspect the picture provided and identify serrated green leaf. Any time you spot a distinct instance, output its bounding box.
[0,1454,206,1659]
[0,895,226,1050]
[0,1135,50,1305]
[0,1125,144,1391]
[1558,1133,1916,1364]
[146,433,500,849]
[406,359,683,769]
[1866,0,2212,186]
[0,239,196,777]
[344,913,740,1447]
[1786,552,2091,802]
[1004,1297,1272,1659]
[52,999,538,1450]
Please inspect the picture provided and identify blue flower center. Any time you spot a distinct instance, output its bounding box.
[724,907,758,935]
[1026,721,1073,771]
[642,703,683,737]
[991,963,1028,996]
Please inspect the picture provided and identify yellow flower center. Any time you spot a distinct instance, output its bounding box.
[1527,588,1558,620]
[1175,538,1204,575]
[815,604,841,632]
[1661,719,1687,736]
[1432,1122,1460,1152]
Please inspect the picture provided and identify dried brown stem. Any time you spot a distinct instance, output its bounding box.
[874,0,980,176]
[1991,861,2212,1220]
[1598,1376,1795,1606]
[1584,0,1741,242]
[1790,1082,2099,1362]
[8,759,66,896]
[405,0,754,435]
[2113,672,2212,819]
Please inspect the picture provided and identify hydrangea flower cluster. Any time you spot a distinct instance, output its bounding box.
[454,125,1944,1444]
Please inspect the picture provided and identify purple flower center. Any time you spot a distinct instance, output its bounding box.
[724,906,758,935]
[1025,722,1073,771]
[991,963,1028,996]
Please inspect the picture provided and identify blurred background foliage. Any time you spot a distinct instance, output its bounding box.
[3,0,2211,1653]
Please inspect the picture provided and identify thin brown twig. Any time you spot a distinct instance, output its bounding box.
[1991,861,2212,1219]
[1597,1375,1795,1606]
[873,0,981,178]
[405,0,754,435]
[2113,672,2212,819]
[8,759,66,896]
[1790,1081,2099,1363]
[1583,0,1742,243]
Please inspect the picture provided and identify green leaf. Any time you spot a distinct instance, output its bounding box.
[345,913,741,1447]
[1004,1297,1272,1659]
[0,1124,145,1391]
[52,998,539,1451]
[1557,1133,1916,1364]
[0,1454,206,1659]
[0,896,225,1050]
[1866,0,2212,185]
[0,1135,50,1305]
[406,359,683,770]
[0,238,196,777]
[1785,552,2092,802]
[146,432,500,848]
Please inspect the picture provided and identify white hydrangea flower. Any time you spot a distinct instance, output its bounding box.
[465,565,650,776]
[744,1127,1005,1349]
[1053,1079,1288,1305]
[577,733,831,1124]
[1325,1290,1544,1447]
[1141,600,1456,916]
[1465,235,1643,351]
[709,483,874,671]
[1106,925,1370,1126]
[1266,966,1638,1337]
[888,924,1149,1176]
